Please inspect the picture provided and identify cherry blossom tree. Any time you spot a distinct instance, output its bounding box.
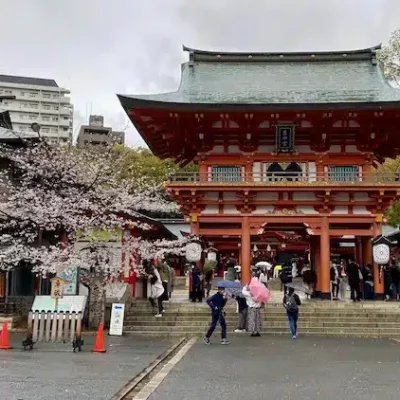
[0,142,183,288]
[378,28,400,86]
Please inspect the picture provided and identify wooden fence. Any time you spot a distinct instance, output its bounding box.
[24,310,83,351]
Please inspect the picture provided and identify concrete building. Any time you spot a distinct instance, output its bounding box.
[0,75,73,145]
[77,115,125,147]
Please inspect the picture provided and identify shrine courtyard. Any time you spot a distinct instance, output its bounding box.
[1,334,399,399]
[148,336,400,400]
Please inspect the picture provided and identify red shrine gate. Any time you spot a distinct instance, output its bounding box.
[119,44,400,299]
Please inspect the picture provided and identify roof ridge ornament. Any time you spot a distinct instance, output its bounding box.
[182,44,382,63]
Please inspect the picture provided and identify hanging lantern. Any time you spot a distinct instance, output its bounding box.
[267,244,272,252]
[185,242,202,262]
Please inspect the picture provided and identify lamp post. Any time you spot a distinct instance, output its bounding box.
[30,122,41,135]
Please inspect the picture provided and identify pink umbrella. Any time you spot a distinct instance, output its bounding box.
[249,277,271,303]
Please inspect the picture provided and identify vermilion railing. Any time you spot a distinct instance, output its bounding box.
[168,172,400,184]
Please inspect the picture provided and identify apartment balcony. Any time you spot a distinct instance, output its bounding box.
[168,171,400,188]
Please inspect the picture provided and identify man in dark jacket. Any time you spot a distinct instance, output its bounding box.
[280,263,293,294]
[204,287,229,345]
[347,259,361,301]
[283,287,301,339]
[390,262,400,300]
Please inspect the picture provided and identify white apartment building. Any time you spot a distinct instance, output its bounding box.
[0,75,73,145]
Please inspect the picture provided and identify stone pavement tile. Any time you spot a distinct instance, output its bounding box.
[149,336,400,400]
[0,334,174,400]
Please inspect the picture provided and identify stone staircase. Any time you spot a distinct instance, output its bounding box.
[124,300,400,338]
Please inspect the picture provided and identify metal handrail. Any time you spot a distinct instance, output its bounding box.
[168,171,400,184]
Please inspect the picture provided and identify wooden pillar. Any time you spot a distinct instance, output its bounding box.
[319,217,331,299]
[313,238,321,293]
[241,216,251,284]
[199,163,208,182]
[355,237,363,265]
[190,214,199,236]
[362,237,372,265]
[372,221,384,299]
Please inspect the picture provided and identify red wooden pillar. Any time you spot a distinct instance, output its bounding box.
[362,237,372,265]
[372,221,384,299]
[320,217,331,299]
[356,237,363,265]
[190,214,199,236]
[241,216,251,284]
[313,237,321,292]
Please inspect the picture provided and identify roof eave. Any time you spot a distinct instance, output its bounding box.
[118,95,400,112]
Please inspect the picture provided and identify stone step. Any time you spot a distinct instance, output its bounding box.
[130,300,400,309]
[124,323,400,332]
[123,319,400,328]
[124,316,400,324]
[123,329,400,338]
[126,311,400,319]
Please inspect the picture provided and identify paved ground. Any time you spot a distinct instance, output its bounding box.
[149,336,400,400]
[0,334,173,400]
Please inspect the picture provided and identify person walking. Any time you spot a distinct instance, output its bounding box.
[205,269,213,298]
[242,284,262,337]
[280,263,293,294]
[148,265,165,317]
[347,259,361,301]
[390,259,400,301]
[258,268,269,288]
[191,264,203,302]
[204,286,230,345]
[330,262,340,299]
[234,295,248,333]
[283,287,301,339]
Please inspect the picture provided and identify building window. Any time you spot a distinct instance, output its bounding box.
[211,166,242,182]
[20,91,25,96]
[43,93,51,99]
[29,92,38,98]
[329,166,359,182]
[53,94,58,99]
[42,104,50,110]
[51,117,58,121]
[41,127,49,133]
[5,90,12,94]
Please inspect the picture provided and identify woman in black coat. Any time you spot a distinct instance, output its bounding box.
[346,260,361,301]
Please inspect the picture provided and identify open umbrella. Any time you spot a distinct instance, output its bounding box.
[215,280,242,289]
[255,261,273,270]
[215,280,243,298]
[285,282,312,295]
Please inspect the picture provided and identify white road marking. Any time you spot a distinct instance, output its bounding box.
[132,337,197,400]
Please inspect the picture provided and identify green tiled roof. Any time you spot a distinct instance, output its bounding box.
[118,45,400,107]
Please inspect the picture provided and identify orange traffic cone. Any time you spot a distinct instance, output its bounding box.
[91,323,106,353]
[0,321,12,350]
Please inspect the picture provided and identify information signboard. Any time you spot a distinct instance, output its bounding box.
[109,303,125,336]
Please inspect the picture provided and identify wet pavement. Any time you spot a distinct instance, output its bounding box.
[149,336,400,400]
[0,334,173,400]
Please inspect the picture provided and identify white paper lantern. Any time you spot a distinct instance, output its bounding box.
[373,243,390,265]
[185,242,202,262]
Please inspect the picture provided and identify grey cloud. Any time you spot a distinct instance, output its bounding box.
[0,0,398,147]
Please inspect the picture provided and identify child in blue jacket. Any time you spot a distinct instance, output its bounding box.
[204,287,230,345]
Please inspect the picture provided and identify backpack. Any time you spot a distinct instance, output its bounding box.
[284,294,298,313]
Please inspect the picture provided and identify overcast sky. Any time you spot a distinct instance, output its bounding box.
[0,0,399,146]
